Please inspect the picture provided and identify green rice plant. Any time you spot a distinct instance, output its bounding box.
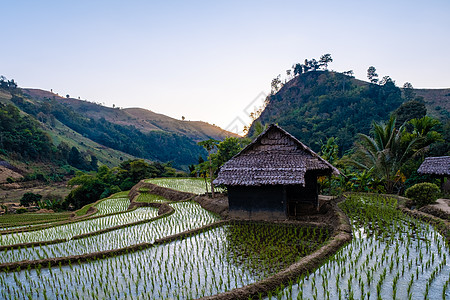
[269,194,450,300]
[146,177,225,194]
[135,192,171,203]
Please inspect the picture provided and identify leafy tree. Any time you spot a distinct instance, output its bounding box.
[198,139,219,198]
[271,75,283,94]
[68,146,90,171]
[402,82,416,101]
[367,66,378,83]
[38,194,66,211]
[213,137,245,167]
[66,174,106,209]
[393,100,427,126]
[194,160,211,194]
[379,76,394,86]
[90,155,98,171]
[286,69,292,78]
[342,70,354,77]
[429,119,450,156]
[129,159,156,182]
[304,59,320,71]
[319,137,339,165]
[20,192,42,207]
[292,63,303,76]
[319,54,333,70]
[249,121,268,140]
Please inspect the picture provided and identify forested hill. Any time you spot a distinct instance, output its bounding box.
[23,89,238,142]
[249,70,449,154]
[0,83,232,171]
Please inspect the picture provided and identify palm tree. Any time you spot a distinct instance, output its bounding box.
[403,116,442,156]
[352,116,423,193]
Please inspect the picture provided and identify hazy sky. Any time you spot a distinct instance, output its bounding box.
[2,0,449,134]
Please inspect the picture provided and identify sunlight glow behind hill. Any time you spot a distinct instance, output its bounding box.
[2,0,449,133]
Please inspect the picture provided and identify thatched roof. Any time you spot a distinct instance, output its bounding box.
[213,124,340,186]
[418,156,450,176]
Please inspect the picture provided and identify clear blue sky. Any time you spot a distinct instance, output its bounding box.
[2,0,449,134]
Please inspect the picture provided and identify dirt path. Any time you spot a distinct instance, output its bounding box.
[430,198,450,214]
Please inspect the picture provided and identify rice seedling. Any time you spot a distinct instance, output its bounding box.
[268,194,450,299]
[146,177,225,194]
[0,216,329,298]
[135,192,172,203]
[0,204,158,247]
[0,201,218,263]
[93,196,130,215]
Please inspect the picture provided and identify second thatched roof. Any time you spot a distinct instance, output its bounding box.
[418,156,450,176]
[213,124,340,186]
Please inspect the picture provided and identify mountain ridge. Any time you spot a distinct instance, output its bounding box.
[23,88,239,142]
[249,70,449,154]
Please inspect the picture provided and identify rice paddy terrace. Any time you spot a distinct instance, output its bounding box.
[0,178,448,299]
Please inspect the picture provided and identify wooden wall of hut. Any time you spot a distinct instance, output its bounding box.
[227,185,287,220]
[286,173,319,219]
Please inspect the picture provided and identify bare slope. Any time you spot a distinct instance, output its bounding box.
[23,89,239,142]
[415,88,450,120]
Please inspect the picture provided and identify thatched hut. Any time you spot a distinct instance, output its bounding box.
[213,124,339,220]
[418,156,450,191]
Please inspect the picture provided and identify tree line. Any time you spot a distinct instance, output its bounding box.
[7,87,204,169]
[0,102,97,179]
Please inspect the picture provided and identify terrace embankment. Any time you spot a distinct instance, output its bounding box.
[129,180,228,217]
[400,204,450,244]
[200,198,352,300]
[417,198,450,221]
[0,195,131,236]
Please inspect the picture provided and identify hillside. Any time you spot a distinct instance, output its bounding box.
[249,71,448,154]
[23,89,239,142]
[0,90,137,169]
[414,88,450,120]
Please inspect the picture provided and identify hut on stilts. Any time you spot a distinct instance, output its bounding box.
[213,124,339,220]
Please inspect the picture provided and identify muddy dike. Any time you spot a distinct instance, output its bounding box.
[129,180,228,217]
[199,198,352,300]
[418,205,450,221]
[400,206,450,244]
[193,194,228,218]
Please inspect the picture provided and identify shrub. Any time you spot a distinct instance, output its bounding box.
[38,193,67,211]
[16,208,28,214]
[405,182,440,207]
[20,192,42,207]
